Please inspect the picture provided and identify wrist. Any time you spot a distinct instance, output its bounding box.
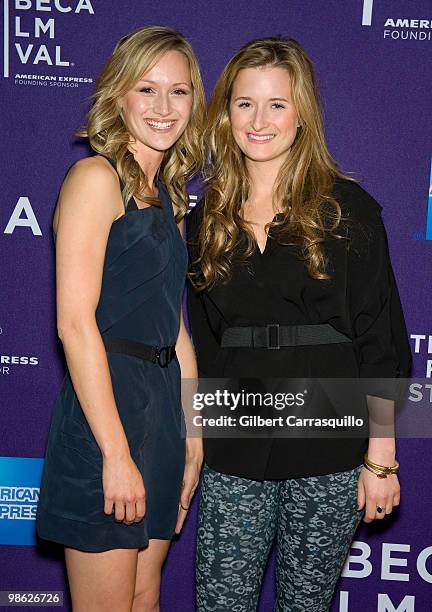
[186,437,203,460]
[367,440,396,465]
[101,439,130,461]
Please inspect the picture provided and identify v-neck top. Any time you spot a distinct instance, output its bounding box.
[186,177,412,480]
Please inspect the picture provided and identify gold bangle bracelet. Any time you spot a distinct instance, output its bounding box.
[364,452,399,472]
[363,463,390,479]
[365,461,399,474]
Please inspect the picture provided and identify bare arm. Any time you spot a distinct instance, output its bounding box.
[55,156,145,524]
[173,214,203,533]
[56,157,129,459]
[357,395,399,523]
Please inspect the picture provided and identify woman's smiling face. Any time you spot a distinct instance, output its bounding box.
[229,65,299,165]
[119,49,193,154]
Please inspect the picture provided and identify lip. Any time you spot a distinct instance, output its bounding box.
[144,118,177,133]
[247,132,275,144]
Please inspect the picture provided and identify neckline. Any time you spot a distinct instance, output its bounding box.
[247,212,285,256]
[111,178,166,227]
[111,202,157,227]
[130,178,164,211]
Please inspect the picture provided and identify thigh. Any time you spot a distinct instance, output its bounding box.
[133,539,171,611]
[276,465,364,612]
[196,464,278,612]
[65,546,138,612]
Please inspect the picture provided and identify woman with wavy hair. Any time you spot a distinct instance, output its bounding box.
[187,36,411,611]
[36,26,204,610]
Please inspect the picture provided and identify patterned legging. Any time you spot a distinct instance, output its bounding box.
[196,464,364,612]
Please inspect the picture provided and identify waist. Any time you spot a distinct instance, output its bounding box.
[102,334,176,367]
[220,323,352,349]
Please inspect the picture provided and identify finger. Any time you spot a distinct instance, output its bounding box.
[123,501,136,525]
[135,498,146,522]
[175,507,187,534]
[363,498,377,523]
[375,501,386,520]
[393,486,401,507]
[385,492,397,515]
[180,491,192,512]
[114,501,126,522]
[357,479,365,511]
[104,498,114,515]
[180,482,195,510]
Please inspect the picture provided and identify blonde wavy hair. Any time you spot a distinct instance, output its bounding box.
[190,36,351,290]
[77,25,206,220]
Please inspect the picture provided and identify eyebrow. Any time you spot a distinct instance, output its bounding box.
[137,79,192,87]
[233,96,290,102]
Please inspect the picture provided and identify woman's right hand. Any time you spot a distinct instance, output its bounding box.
[102,452,146,525]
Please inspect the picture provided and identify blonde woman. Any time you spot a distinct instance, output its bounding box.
[187,37,411,611]
[36,26,204,611]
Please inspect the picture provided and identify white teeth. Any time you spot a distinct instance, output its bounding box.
[248,134,274,141]
[146,120,174,129]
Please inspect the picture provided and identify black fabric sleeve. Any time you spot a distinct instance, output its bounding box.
[185,203,221,377]
[345,183,412,399]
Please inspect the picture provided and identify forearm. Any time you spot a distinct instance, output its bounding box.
[59,320,130,460]
[175,318,197,378]
[175,320,202,457]
[366,394,396,464]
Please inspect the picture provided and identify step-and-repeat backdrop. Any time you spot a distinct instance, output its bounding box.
[1,1,431,610]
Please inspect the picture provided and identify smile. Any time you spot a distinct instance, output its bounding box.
[145,119,176,131]
[247,133,275,142]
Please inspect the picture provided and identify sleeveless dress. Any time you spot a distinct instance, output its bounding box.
[36,159,187,552]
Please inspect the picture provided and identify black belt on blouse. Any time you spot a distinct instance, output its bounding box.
[102,335,176,368]
[220,323,352,349]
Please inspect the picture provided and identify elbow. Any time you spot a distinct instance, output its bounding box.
[57,316,97,343]
[56,322,76,343]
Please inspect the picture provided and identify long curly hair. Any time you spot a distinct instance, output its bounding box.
[77,25,206,220]
[191,36,351,290]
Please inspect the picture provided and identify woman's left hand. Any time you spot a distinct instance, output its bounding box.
[175,438,203,534]
[357,467,400,523]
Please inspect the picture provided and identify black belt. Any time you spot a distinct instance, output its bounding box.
[220,323,352,349]
[102,335,176,367]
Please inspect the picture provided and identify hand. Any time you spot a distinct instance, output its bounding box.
[102,451,146,525]
[357,466,400,523]
[175,439,203,534]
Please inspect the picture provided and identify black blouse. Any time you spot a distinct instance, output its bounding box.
[186,178,412,480]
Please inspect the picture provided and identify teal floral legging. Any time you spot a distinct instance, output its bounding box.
[196,463,364,612]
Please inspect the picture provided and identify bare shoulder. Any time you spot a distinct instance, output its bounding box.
[62,155,119,195]
[54,155,123,234]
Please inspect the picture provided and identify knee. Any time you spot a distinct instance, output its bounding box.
[132,588,160,612]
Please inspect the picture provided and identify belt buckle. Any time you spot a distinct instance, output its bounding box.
[266,324,280,349]
[154,345,171,368]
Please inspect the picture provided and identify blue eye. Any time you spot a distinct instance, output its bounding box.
[238,101,251,108]
[173,89,189,96]
[272,103,285,109]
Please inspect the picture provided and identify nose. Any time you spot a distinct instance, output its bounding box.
[251,106,268,132]
[153,91,171,117]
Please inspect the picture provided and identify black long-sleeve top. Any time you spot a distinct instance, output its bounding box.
[186,178,412,479]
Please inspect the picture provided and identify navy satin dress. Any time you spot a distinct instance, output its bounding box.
[36,161,187,552]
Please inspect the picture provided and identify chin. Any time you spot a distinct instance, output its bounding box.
[139,135,178,153]
[151,140,177,152]
[244,150,278,162]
